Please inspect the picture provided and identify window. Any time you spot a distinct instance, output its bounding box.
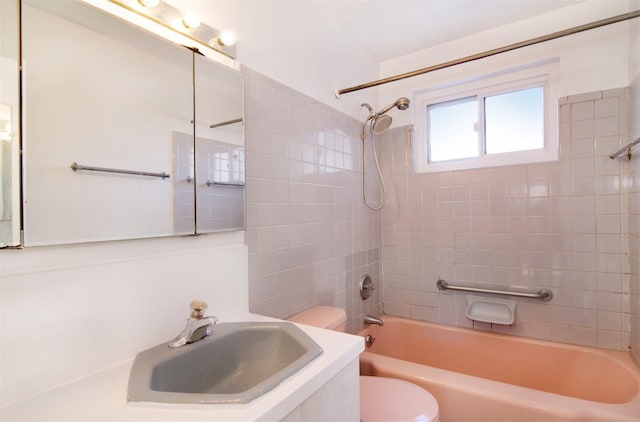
[428,96,477,162]
[414,61,558,173]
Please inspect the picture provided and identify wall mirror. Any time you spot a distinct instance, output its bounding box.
[13,0,244,247]
[0,0,20,247]
[194,55,245,233]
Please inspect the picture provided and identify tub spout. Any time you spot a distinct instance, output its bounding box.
[364,315,384,326]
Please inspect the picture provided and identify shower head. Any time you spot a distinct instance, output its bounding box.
[396,97,410,110]
[359,98,409,211]
[377,97,411,116]
[372,114,392,134]
[360,97,410,135]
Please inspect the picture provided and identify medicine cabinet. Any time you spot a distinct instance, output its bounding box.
[3,0,244,247]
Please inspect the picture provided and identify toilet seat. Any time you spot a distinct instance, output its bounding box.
[360,376,439,422]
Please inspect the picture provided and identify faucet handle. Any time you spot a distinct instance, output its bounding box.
[189,300,208,319]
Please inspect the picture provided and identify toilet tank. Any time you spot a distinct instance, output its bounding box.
[288,306,347,332]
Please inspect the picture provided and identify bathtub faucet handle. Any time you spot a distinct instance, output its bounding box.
[360,274,375,300]
[364,334,375,347]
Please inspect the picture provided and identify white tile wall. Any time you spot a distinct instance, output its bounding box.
[172,131,195,234]
[628,75,640,363]
[195,138,245,231]
[244,69,381,333]
[172,134,245,232]
[243,72,640,352]
[380,88,631,351]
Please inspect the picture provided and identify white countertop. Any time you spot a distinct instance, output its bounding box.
[0,313,364,421]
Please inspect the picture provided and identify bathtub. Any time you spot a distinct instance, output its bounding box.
[359,316,640,421]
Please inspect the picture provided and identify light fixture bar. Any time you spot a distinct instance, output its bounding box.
[106,0,236,59]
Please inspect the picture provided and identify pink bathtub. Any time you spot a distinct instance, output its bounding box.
[359,316,640,421]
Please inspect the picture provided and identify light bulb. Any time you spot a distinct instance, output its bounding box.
[182,11,201,29]
[137,0,159,7]
[218,31,236,46]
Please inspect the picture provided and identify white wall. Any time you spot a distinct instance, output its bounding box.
[379,0,634,128]
[0,232,247,404]
[631,0,640,81]
[178,0,380,121]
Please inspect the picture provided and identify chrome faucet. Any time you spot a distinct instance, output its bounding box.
[363,315,384,326]
[168,300,219,348]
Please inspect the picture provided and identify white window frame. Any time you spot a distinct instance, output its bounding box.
[413,60,559,173]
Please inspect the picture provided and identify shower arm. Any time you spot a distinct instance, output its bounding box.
[362,100,403,121]
[361,103,375,114]
[361,103,379,128]
[376,102,397,116]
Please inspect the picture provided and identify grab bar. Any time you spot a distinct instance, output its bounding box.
[610,136,640,160]
[71,162,170,179]
[209,118,243,129]
[436,279,553,302]
[205,180,245,187]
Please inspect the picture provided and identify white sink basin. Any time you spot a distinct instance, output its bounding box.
[127,322,323,404]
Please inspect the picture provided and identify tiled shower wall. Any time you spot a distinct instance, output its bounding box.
[380,87,631,351]
[195,139,245,232]
[629,75,640,363]
[172,135,244,233]
[243,68,382,333]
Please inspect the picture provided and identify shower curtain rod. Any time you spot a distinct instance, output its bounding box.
[336,10,640,96]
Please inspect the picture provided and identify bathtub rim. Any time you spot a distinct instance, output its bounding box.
[358,315,640,420]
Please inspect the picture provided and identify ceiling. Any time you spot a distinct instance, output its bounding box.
[250,1,597,63]
[321,0,589,62]
[186,0,599,63]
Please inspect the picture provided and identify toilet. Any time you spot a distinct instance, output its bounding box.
[289,306,440,422]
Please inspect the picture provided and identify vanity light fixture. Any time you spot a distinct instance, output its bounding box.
[211,31,236,47]
[182,11,201,29]
[105,0,237,59]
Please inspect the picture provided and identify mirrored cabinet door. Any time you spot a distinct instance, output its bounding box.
[0,0,21,247]
[194,54,244,233]
[22,0,195,246]
[14,0,244,247]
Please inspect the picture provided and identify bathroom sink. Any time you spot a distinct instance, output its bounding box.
[127,322,323,404]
